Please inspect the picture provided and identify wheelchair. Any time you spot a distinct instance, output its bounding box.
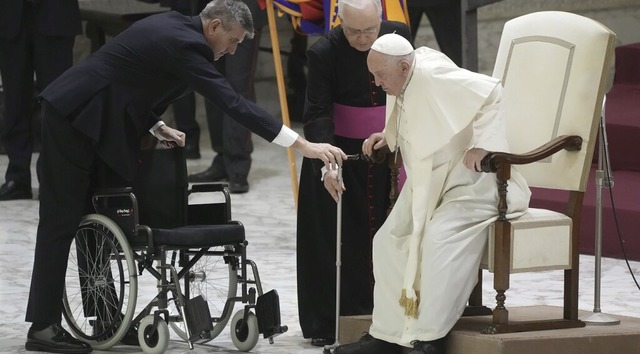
[61,148,288,353]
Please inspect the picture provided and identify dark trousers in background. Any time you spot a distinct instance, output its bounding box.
[203,30,262,179]
[407,0,462,66]
[0,3,75,188]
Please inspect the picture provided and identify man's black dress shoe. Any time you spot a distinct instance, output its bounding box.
[333,333,402,354]
[408,338,446,354]
[311,337,335,347]
[228,175,249,194]
[0,181,32,201]
[188,165,227,183]
[26,323,92,353]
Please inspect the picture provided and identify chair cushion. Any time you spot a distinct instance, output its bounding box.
[152,224,245,247]
[481,208,572,273]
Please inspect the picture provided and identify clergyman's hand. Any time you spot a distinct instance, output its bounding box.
[323,169,345,202]
[292,137,347,171]
[156,125,186,149]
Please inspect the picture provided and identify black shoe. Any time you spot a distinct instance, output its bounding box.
[184,144,201,160]
[311,337,335,347]
[0,181,32,201]
[26,323,92,353]
[228,175,249,194]
[333,333,402,354]
[188,165,227,183]
[408,338,446,354]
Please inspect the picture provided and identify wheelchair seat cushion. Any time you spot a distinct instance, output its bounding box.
[152,224,245,247]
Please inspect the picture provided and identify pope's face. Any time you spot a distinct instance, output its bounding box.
[204,19,246,61]
[367,50,409,96]
[339,5,381,52]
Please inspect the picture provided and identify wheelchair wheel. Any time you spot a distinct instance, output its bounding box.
[138,315,169,354]
[63,214,138,350]
[168,247,238,342]
[230,309,259,352]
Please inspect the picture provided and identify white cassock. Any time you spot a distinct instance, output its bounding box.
[368,47,531,346]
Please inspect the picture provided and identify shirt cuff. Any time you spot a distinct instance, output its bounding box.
[271,125,299,147]
[149,121,166,137]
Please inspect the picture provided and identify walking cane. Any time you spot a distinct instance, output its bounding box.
[324,154,360,354]
[324,165,343,354]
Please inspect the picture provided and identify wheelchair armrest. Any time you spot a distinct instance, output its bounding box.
[190,182,228,193]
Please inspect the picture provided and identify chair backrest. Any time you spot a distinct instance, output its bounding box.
[492,11,615,192]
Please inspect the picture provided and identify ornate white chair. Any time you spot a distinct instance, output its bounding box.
[468,11,616,334]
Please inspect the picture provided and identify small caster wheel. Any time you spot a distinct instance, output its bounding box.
[230,310,259,352]
[138,315,169,354]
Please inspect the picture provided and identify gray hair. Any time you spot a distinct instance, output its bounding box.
[200,0,255,39]
[382,51,415,68]
[337,0,382,19]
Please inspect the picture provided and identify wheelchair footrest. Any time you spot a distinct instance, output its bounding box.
[185,295,213,342]
[256,289,288,340]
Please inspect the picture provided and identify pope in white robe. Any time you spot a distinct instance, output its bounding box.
[333,33,531,354]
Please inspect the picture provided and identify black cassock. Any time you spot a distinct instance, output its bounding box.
[296,21,411,340]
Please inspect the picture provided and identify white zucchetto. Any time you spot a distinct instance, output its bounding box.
[371,33,413,56]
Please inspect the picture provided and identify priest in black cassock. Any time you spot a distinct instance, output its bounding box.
[296,0,411,346]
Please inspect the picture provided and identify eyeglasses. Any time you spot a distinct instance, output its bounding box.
[343,25,379,37]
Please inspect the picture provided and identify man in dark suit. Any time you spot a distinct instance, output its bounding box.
[0,0,81,201]
[24,1,346,352]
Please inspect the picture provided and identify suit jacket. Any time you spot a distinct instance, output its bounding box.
[0,0,82,40]
[40,11,281,181]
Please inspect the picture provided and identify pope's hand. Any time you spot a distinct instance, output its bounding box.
[362,132,386,156]
[156,125,186,149]
[463,147,489,172]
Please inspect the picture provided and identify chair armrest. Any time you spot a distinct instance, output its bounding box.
[480,135,583,172]
[480,134,583,220]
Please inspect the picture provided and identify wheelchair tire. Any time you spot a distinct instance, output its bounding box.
[230,309,259,352]
[168,248,238,342]
[63,214,138,350]
[139,315,170,354]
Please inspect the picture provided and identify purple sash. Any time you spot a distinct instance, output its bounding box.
[333,103,386,139]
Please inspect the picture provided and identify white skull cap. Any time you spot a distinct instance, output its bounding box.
[371,33,413,55]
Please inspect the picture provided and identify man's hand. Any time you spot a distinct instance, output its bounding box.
[292,137,347,171]
[362,132,387,157]
[323,169,345,202]
[463,147,489,172]
[155,125,186,149]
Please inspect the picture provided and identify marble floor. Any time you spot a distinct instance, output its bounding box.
[2,4,640,352]
[1,127,640,354]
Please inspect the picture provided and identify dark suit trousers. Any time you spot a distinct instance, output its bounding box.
[408,2,462,66]
[25,101,97,323]
[204,30,262,178]
[0,4,74,187]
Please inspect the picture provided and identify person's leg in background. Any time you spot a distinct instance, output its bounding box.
[189,28,262,194]
[171,92,201,159]
[407,0,462,67]
[165,0,202,160]
[286,30,307,123]
[0,7,36,200]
